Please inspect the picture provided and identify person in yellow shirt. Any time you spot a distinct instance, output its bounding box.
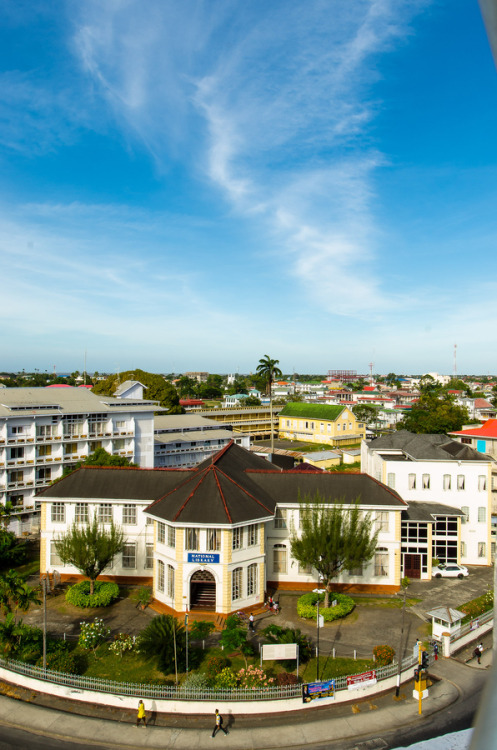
[136,699,147,727]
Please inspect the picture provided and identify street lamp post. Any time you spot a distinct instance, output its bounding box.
[313,585,326,681]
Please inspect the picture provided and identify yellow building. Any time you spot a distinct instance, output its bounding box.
[278,403,365,448]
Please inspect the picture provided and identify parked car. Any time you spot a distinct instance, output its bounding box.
[432,563,469,579]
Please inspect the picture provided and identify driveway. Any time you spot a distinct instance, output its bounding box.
[406,565,494,620]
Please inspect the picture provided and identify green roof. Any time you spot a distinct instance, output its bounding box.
[279,403,345,421]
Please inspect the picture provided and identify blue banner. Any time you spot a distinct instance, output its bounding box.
[187,553,220,564]
[302,679,335,703]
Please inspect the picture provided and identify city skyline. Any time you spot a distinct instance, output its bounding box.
[1,1,497,375]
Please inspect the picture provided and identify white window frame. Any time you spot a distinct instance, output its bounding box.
[457,475,465,490]
[157,560,165,592]
[443,474,451,491]
[51,502,65,524]
[478,475,487,492]
[122,504,137,525]
[232,567,242,601]
[145,543,154,569]
[374,547,389,577]
[274,509,287,529]
[74,503,88,524]
[375,511,389,533]
[98,504,113,524]
[122,542,136,569]
[461,506,469,524]
[247,563,258,596]
[185,528,199,551]
[273,544,287,574]
[207,528,221,552]
[167,525,176,547]
[478,506,486,523]
[50,541,62,566]
[157,522,165,544]
[422,473,430,490]
[167,564,175,598]
[408,473,416,490]
[478,542,486,558]
[232,527,242,550]
[247,524,258,546]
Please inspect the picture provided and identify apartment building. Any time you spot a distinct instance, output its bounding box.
[361,431,493,573]
[154,414,250,468]
[0,387,161,534]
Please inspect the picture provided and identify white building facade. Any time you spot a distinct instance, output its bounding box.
[0,387,160,534]
[361,432,493,570]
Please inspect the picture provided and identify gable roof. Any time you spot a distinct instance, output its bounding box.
[451,419,497,439]
[248,470,406,508]
[367,431,490,462]
[279,403,346,421]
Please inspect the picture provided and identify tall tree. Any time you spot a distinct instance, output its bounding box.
[352,404,378,426]
[54,518,124,595]
[398,392,469,434]
[290,493,379,607]
[256,355,283,396]
[256,355,282,453]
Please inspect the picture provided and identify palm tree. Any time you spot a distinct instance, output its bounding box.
[0,570,41,620]
[256,355,282,454]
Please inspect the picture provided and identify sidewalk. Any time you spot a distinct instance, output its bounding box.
[0,656,489,749]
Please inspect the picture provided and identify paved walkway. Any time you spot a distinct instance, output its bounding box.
[0,653,492,749]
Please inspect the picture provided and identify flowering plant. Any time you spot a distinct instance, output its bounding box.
[214,667,238,688]
[78,618,110,653]
[237,665,274,688]
[373,644,395,666]
[108,633,135,658]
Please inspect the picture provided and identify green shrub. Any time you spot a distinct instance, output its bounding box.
[36,650,84,675]
[297,592,355,622]
[214,667,238,688]
[205,655,230,680]
[180,672,210,691]
[66,580,120,608]
[373,644,395,666]
[190,620,215,641]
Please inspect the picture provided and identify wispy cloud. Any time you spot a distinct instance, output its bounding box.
[71,0,428,318]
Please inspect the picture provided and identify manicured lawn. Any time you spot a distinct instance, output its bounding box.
[350,596,421,608]
[301,656,374,682]
[81,646,167,683]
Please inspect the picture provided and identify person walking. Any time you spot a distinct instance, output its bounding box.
[249,613,255,632]
[474,643,483,664]
[211,708,228,738]
[136,699,147,728]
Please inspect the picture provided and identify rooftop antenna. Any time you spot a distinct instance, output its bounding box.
[369,362,374,384]
[453,344,457,379]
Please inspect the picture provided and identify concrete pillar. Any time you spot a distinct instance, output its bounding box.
[442,631,451,658]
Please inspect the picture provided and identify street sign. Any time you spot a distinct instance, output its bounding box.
[317,614,324,628]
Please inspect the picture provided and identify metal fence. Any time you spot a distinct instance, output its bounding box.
[0,652,419,703]
[450,609,493,643]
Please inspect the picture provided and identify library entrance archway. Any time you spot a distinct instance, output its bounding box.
[190,569,216,610]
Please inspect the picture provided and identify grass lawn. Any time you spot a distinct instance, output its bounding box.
[300,656,374,682]
[350,596,421,608]
[15,558,40,578]
[81,645,167,684]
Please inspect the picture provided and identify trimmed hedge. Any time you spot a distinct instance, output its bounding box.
[297,592,355,622]
[66,580,120,608]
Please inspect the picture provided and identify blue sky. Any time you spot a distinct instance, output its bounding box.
[1,0,497,376]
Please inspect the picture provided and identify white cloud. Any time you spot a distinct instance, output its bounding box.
[69,1,430,319]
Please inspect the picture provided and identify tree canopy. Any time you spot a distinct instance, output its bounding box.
[290,493,379,607]
[92,369,184,413]
[352,404,378,425]
[256,355,282,396]
[54,518,124,594]
[398,392,469,434]
[62,447,136,477]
